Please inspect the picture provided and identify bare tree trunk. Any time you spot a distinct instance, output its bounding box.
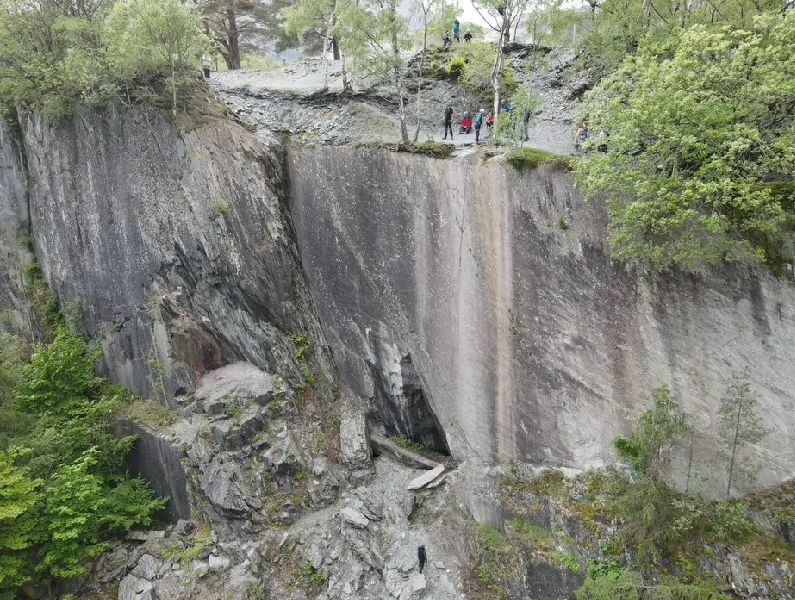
[727,404,742,498]
[492,31,504,117]
[685,429,695,494]
[332,33,341,60]
[171,58,177,116]
[414,10,428,142]
[225,3,241,69]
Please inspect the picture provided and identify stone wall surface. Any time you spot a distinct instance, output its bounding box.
[0,116,31,332]
[288,146,795,491]
[16,108,328,399]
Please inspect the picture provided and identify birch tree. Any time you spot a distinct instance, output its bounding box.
[718,370,771,498]
[473,0,528,116]
[342,0,411,141]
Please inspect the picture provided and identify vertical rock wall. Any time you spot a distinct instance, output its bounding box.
[288,146,795,491]
[0,116,31,334]
[17,108,329,399]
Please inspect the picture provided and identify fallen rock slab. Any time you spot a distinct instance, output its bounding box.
[370,434,438,470]
[340,507,370,529]
[408,464,445,490]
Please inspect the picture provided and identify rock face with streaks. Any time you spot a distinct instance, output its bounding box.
[1,107,794,495]
[288,145,795,491]
[17,107,330,400]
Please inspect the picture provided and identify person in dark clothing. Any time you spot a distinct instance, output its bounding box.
[418,545,427,574]
[444,106,454,139]
[464,28,472,42]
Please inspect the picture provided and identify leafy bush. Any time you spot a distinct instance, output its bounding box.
[576,14,795,271]
[555,551,580,573]
[447,54,466,81]
[391,434,425,453]
[576,567,731,600]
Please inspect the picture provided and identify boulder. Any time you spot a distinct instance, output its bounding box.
[339,410,372,471]
[118,575,154,600]
[263,428,306,476]
[407,464,445,490]
[400,573,427,599]
[208,554,232,572]
[340,507,369,529]
[196,363,274,407]
[200,453,250,516]
[130,554,161,580]
[172,519,194,537]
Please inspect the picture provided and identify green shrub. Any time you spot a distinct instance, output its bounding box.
[391,434,425,453]
[505,147,572,171]
[555,550,580,573]
[447,54,466,81]
[0,326,165,595]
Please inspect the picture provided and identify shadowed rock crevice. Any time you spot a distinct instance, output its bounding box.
[369,353,450,455]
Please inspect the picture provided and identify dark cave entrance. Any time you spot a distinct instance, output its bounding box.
[369,353,450,455]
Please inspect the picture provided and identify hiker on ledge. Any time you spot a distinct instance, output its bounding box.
[460,112,472,134]
[418,545,427,574]
[444,106,454,139]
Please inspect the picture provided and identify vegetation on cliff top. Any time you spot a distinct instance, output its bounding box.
[0,0,210,117]
[577,10,795,271]
[0,278,163,597]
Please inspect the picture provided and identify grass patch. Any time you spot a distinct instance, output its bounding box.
[505,146,572,172]
[355,140,453,158]
[119,397,177,429]
[390,434,425,453]
[209,200,230,220]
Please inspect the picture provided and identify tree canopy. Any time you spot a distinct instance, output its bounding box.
[0,0,209,116]
[0,315,163,597]
[576,13,795,270]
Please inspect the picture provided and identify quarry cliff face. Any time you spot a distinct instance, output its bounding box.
[16,108,328,399]
[287,145,795,490]
[1,109,793,491]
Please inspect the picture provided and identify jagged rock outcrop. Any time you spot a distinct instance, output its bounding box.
[288,145,795,492]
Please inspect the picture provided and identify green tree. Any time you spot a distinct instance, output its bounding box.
[576,13,795,270]
[106,0,209,114]
[0,326,165,597]
[718,370,771,498]
[0,448,42,598]
[341,0,412,141]
[472,0,528,116]
[283,0,345,61]
[192,0,291,70]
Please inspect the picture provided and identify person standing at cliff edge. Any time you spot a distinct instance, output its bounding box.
[444,107,454,140]
[475,108,484,142]
[453,19,460,42]
[202,54,211,79]
[418,545,427,574]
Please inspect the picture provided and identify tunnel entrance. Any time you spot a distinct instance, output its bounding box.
[369,353,450,455]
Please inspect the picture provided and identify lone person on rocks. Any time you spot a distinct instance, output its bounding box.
[418,545,427,574]
[444,106,454,140]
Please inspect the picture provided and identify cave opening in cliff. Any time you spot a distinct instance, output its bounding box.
[369,354,450,455]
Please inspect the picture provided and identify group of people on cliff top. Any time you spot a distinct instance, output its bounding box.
[444,106,493,142]
[443,20,473,48]
[443,100,533,143]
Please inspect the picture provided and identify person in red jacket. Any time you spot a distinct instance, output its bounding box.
[460,112,472,134]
